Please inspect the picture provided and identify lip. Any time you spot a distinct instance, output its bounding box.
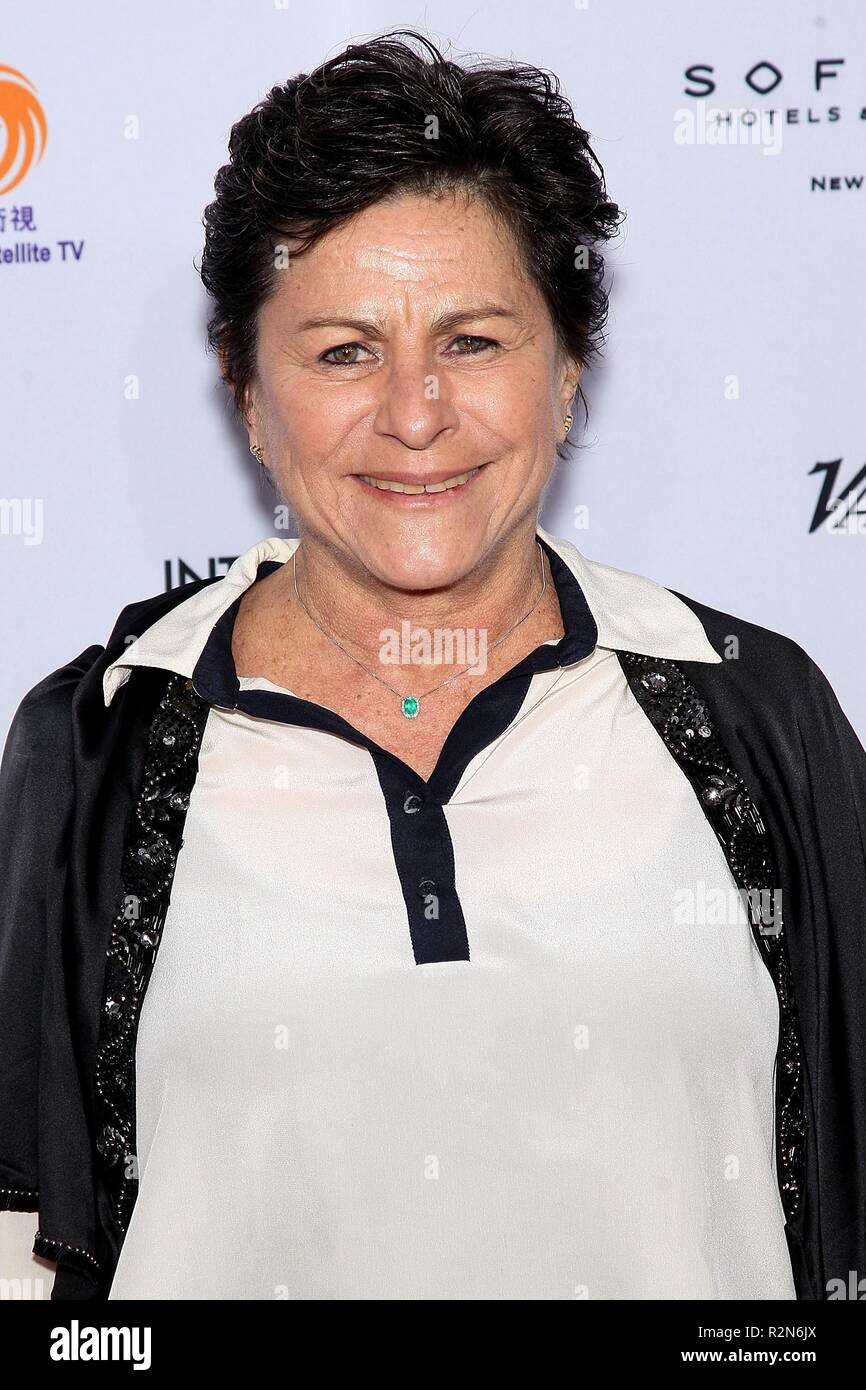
[352,461,489,503]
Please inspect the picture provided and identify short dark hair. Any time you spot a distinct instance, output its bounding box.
[198,29,623,445]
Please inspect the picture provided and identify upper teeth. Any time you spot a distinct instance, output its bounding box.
[359,466,481,494]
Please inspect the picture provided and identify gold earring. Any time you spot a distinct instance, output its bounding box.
[564,413,573,433]
[249,443,264,464]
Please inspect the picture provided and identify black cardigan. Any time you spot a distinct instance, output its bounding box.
[1,575,864,1300]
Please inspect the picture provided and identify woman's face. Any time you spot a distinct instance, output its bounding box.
[245,189,580,591]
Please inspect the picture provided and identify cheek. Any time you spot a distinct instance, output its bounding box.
[497,379,558,443]
[507,357,556,413]
[262,387,327,458]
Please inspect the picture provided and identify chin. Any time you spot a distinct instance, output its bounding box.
[361,541,481,594]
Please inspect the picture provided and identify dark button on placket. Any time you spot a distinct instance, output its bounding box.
[372,757,478,964]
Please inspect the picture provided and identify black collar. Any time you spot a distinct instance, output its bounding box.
[192,535,598,710]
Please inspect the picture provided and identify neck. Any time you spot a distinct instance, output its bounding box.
[285,520,559,667]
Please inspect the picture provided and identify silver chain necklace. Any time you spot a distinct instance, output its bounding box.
[291,541,548,720]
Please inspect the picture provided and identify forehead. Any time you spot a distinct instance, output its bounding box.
[260,190,544,324]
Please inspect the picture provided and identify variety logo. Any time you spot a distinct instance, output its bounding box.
[0,65,47,195]
[809,457,866,534]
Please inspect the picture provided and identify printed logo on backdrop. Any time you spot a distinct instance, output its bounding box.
[164,556,239,590]
[809,457,866,535]
[675,55,865,175]
[0,65,46,193]
[0,63,82,265]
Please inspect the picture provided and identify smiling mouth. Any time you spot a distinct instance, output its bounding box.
[354,463,487,495]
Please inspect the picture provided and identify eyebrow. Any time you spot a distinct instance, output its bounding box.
[296,303,523,337]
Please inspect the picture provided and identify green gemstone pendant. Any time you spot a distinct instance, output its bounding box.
[401,695,420,719]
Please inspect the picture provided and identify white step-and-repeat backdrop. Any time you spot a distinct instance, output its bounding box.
[2,1,863,745]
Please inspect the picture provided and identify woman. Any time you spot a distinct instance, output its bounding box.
[1,30,865,1303]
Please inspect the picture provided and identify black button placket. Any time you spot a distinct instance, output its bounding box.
[373,764,471,964]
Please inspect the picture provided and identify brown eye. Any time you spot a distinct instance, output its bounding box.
[319,343,370,366]
[450,335,498,355]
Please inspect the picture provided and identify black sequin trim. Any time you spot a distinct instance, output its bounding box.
[33,1231,101,1273]
[617,652,807,1223]
[94,673,210,1234]
[0,1186,39,1212]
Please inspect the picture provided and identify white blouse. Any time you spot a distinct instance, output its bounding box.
[102,527,796,1300]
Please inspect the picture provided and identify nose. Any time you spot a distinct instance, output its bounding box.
[372,347,460,450]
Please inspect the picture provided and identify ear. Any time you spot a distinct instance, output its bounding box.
[564,361,582,411]
[218,346,246,418]
[235,374,258,439]
[241,390,259,444]
[555,343,582,409]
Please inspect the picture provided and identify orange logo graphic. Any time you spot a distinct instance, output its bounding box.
[0,65,48,195]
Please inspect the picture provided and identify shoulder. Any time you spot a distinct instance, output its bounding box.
[668,587,815,680]
[4,575,219,758]
[2,647,101,767]
[669,587,863,754]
